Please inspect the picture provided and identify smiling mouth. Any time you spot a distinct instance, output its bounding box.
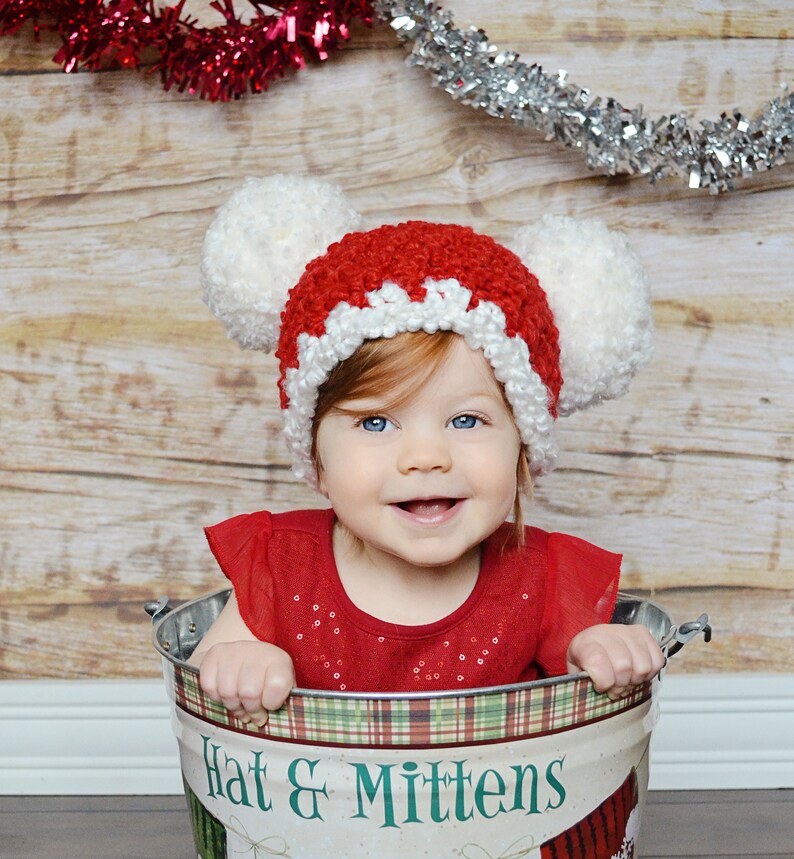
[394,498,462,521]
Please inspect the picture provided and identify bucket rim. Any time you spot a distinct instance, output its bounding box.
[151,587,675,703]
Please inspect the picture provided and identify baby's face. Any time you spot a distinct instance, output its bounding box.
[315,337,521,572]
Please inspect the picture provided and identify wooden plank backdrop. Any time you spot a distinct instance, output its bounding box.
[1,0,792,679]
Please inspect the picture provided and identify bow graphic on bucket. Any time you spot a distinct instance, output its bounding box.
[461,834,539,859]
[226,816,290,858]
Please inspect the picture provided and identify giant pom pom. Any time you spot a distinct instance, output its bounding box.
[201,174,362,352]
[511,215,653,415]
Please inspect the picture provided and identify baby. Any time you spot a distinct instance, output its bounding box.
[190,176,665,728]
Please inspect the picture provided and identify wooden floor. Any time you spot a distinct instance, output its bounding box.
[1,791,792,858]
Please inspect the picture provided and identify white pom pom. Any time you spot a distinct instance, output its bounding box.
[200,175,362,351]
[510,214,653,415]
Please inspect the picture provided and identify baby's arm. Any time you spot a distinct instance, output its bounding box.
[566,623,665,699]
[189,592,295,727]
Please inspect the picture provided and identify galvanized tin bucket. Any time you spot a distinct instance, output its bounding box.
[147,590,709,859]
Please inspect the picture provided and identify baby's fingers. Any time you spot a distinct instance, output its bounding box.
[225,649,295,727]
[197,649,263,726]
[581,642,622,695]
[197,653,223,704]
[236,680,270,728]
[194,641,296,730]
[260,654,296,713]
[567,624,666,699]
[599,631,665,698]
[213,667,251,716]
[623,627,667,684]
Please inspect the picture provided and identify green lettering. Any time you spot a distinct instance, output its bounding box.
[400,762,423,824]
[350,763,398,829]
[201,736,224,799]
[421,762,451,823]
[450,761,474,822]
[247,751,272,812]
[510,763,540,814]
[224,753,251,807]
[288,758,328,820]
[545,757,566,811]
[474,768,507,819]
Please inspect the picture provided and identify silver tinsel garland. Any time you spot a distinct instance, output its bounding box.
[374,0,794,193]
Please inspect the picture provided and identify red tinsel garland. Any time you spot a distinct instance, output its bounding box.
[0,0,374,101]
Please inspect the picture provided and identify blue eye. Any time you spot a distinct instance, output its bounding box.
[360,416,394,433]
[451,414,481,430]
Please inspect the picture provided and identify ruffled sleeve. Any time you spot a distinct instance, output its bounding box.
[204,511,277,642]
[533,532,621,677]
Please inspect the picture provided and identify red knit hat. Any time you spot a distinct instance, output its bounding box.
[201,175,653,486]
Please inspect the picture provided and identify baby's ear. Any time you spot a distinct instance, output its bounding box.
[200,174,362,353]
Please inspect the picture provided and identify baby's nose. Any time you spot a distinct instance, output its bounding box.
[396,429,453,474]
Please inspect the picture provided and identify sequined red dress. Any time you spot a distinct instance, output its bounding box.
[204,508,621,693]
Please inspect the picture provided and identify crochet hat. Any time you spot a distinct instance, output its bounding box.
[201,174,653,486]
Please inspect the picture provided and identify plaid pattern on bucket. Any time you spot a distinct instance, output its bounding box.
[164,658,652,749]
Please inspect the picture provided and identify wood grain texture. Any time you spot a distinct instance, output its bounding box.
[1,1,792,678]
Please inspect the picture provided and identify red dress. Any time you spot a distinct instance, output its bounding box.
[204,508,620,693]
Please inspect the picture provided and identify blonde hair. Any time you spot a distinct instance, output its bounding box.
[311,331,531,540]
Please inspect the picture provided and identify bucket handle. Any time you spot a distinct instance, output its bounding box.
[144,596,175,624]
[664,613,712,657]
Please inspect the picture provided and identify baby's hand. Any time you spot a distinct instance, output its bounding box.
[566,624,666,699]
[196,641,295,728]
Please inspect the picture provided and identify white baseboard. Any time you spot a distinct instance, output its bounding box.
[1,674,792,795]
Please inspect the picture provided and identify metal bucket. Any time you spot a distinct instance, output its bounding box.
[147,590,709,859]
